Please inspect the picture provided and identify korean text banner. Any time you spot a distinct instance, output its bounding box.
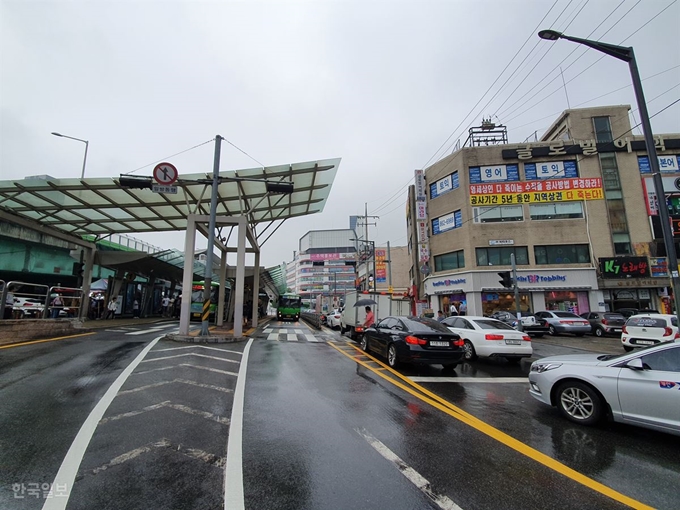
[470,188,603,205]
[469,177,602,195]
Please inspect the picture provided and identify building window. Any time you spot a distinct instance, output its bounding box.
[529,202,583,220]
[434,250,465,272]
[476,247,529,266]
[473,205,523,223]
[600,153,622,193]
[593,116,613,143]
[534,244,590,265]
[612,233,633,255]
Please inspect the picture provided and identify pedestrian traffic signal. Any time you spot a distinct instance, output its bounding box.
[498,271,513,288]
[72,262,84,277]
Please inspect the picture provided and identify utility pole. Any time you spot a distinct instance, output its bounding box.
[387,241,393,315]
[355,203,379,290]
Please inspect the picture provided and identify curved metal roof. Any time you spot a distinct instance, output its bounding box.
[0,157,341,237]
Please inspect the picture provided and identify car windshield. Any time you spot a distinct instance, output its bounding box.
[603,313,625,320]
[401,317,452,333]
[473,319,514,330]
[552,312,581,318]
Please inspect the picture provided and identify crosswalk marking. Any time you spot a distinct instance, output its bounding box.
[305,334,318,342]
[267,333,278,341]
[286,334,298,342]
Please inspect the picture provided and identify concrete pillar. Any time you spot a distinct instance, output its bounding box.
[251,251,260,328]
[179,216,197,335]
[217,248,228,327]
[233,218,247,337]
[79,246,94,320]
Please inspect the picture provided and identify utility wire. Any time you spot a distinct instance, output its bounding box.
[126,139,214,175]
[223,138,266,168]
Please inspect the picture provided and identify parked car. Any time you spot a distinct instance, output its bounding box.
[534,311,591,336]
[621,313,680,351]
[441,316,532,363]
[326,309,343,329]
[529,339,680,436]
[579,311,626,337]
[13,297,45,318]
[360,316,464,370]
[489,311,549,337]
[617,308,659,318]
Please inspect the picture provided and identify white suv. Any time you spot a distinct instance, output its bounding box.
[621,314,679,351]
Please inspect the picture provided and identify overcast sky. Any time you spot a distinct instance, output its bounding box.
[1,0,679,269]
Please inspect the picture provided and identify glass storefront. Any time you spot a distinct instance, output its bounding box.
[602,289,654,313]
[440,293,467,316]
[482,292,532,316]
[544,290,589,315]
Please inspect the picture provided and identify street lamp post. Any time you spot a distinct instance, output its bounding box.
[538,30,680,323]
[52,132,89,179]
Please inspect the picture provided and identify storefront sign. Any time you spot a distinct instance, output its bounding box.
[375,249,387,283]
[432,210,463,235]
[638,155,680,174]
[414,169,426,200]
[470,188,603,205]
[469,164,519,184]
[310,253,342,261]
[524,160,578,180]
[515,274,567,283]
[501,136,680,160]
[650,257,669,277]
[489,240,514,246]
[432,278,467,287]
[469,177,601,195]
[417,221,428,243]
[418,243,430,262]
[599,257,649,278]
[642,176,680,215]
[430,171,460,199]
[416,199,427,220]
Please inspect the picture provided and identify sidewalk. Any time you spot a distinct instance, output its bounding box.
[532,334,624,355]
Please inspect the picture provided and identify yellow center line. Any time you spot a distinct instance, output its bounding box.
[0,332,96,350]
[327,342,652,510]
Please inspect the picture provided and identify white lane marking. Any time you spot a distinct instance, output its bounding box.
[132,363,238,377]
[126,328,166,336]
[42,336,162,510]
[356,429,463,510]
[224,338,253,510]
[117,378,233,395]
[286,334,298,342]
[152,345,243,355]
[267,333,279,341]
[99,400,230,425]
[305,334,319,342]
[294,329,303,334]
[408,377,528,383]
[141,353,240,364]
[104,329,132,332]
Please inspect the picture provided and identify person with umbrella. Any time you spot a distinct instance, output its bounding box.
[363,305,374,328]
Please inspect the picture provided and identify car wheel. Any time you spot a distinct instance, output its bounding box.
[548,325,557,336]
[387,344,399,368]
[556,381,604,426]
[623,345,634,352]
[463,340,478,361]
[594,327,604,337]
[360,335,368,352]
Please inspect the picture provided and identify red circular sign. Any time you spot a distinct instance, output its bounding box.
[153,162,179,185]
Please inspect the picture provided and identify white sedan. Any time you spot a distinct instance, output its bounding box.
[529,339,680,435]
[441,315,532,363]
[326,309,343,329]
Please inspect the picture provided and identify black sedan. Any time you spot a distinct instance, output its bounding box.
[360,316,464,370]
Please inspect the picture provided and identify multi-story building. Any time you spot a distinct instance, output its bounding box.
[408,105,680,317]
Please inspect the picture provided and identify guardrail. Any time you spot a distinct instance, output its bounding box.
[300,311,321,329]
[0,281,83,320]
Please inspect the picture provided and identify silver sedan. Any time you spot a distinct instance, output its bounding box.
[529,339,680,436]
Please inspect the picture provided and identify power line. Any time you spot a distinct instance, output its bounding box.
[223,138,265,168]
[126,139,214,175]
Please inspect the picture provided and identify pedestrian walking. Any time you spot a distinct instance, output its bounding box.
[449,302,458,317]
[51,294,63,318]
[437,310,445,322]
[106,297,118,319]
[161,295,170,317]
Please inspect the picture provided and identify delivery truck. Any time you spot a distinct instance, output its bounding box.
[340,290,411,340]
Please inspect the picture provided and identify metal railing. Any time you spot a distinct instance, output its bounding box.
[0,281,83,320]
[46,286,83,319]
[300,311,321,329]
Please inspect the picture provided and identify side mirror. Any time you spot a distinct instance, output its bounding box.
[626,358,645,371]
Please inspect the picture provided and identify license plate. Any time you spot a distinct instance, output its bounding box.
[637,340,654,345]
[612,329,621,332]
[429,341,449,347]
[505,339,521,345]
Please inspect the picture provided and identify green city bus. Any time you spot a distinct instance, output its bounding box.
[277,293,302,321]
[191,281,227,320]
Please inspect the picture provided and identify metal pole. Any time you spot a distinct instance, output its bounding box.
[81,140,89,179]
[387,241,393,316]
[628,53,680,324]
[201,135,222,336]
[511,253,522,332]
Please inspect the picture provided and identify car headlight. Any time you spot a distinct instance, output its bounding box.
[531,362,563,373]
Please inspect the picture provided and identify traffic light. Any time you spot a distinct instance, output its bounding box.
[118,175,153,189]
[72,262,84,277]
[498,271,513,288]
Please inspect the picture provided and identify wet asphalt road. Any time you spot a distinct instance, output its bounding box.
[1,319,678,509]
